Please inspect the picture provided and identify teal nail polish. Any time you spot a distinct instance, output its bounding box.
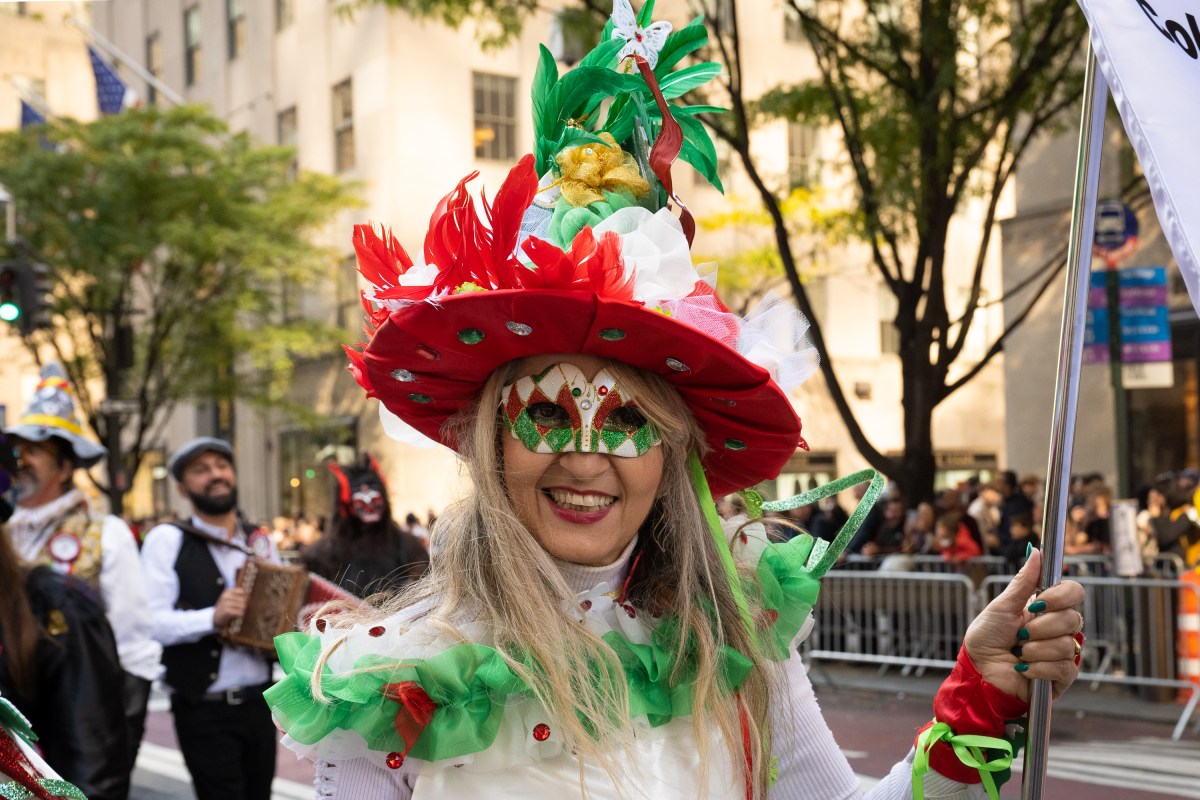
[1018,627,1031,640]
[1026,541,1034,559]
[1014,662,1030,673]
[1028,600,1048,613]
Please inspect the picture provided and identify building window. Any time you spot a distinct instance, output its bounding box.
[473,72,517,161]
[336,255,359,330]
[879,284,900,355]
[332,79,354,172]
[227,0,246,60]
[276,0,295,31]
[787,121,817,190]
[184,6,202,86]
[277,106,298,177]
[784,7,805,42]
[145,33,162,105]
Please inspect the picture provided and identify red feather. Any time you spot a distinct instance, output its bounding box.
[353,225,410,288]
[486,155,538,288]
[343,345,376,397]
[519,227,633,300]
[587,230,635,300]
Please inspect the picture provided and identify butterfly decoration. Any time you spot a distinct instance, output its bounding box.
[611,0,672,69]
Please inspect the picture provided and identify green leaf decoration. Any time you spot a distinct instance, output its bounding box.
[531,45,560,151]
[672,104,728,116]
[638,0,658,26]
[677,114,724,193]
[654,19,710,75]
[536,68,640,174]
[578,36,624,71]
[657,62,724,99]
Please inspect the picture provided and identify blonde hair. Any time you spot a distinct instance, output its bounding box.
[325,358,776,797]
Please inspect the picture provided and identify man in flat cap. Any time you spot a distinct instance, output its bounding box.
[140,438,280,800]
[3,363,161,790]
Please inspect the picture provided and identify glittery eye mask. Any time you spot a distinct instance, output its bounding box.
[500,363,662,457]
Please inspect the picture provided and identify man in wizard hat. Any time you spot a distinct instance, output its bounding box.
[3,363,161,788]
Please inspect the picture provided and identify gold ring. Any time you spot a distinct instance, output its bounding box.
[1074,611,1084,634]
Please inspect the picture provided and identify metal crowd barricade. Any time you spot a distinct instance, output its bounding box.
[805,572,977,674]
[910,554,1009,579]
[833,554,883,571]
[1062,554,1112,577]
[1146,553,1187,579]
[980,574,1199,740]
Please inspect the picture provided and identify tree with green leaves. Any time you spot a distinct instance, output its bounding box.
[0,105,359,513]
[355,0,1144,501]
[700,0,1097,501]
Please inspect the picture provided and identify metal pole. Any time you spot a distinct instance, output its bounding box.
[66,16,185,106]
[1021,40,1108,798]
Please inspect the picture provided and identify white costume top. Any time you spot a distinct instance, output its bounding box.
[272,530,990,799]
[141,515,282,692]
[8,489,161,682]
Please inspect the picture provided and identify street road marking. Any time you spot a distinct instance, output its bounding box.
[136,742,312,800]
[1010,738,1200,798]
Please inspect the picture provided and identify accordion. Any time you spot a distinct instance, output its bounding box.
[223,560,360,653]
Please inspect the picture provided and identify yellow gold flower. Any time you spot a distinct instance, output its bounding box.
[555,133,650,208]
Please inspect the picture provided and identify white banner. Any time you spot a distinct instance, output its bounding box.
[1076,0,1200,317]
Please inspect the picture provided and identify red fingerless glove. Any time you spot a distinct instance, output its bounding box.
[914,646,1030,784]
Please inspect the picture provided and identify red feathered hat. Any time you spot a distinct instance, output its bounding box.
[345,58,819,496]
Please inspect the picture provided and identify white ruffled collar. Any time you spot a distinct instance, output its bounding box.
[8,488,86,560]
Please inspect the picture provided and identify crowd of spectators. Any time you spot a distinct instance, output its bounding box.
[727,467,1200,575]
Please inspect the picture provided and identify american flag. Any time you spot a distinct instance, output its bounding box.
[87,45,138,115]
[19,100,45,129]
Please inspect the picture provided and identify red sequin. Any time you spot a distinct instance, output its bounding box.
[369,626,386,637]
[315,618,327,633]
[532,723,551,742]
[386,752,404,769]
[622,603,637,619]
[597,386,608,396]
[635,32,643,41]
[580,599,592,612]
[415,344,440,361]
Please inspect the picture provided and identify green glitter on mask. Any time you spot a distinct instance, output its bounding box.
[631,422,660,454]
[545,426,573,452]
[512,412,543,452]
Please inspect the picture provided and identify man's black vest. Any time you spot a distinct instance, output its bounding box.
[160,531,227,703]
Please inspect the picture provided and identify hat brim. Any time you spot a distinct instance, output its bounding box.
[4,424,107,468]
[363,290,803,496]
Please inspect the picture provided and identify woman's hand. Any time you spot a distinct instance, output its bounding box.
[964,548,1085,702]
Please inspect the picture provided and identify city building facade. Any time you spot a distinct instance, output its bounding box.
[2,0,1009,525]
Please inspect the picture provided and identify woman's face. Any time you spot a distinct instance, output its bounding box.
[501,354,665,567]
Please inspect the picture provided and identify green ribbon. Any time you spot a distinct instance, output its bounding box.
[753,535,822,661]
[0,781,87,800]
[911,721,1013,800]
[758,468,884,578]
[688,451,757,646]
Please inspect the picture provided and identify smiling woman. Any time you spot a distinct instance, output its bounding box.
[499,355,668,566]
[262,3,1087,798]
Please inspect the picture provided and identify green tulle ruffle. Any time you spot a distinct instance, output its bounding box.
[265,531,828,764]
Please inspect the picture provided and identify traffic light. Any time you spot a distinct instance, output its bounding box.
[0,260,53,335]
[19,261,52,333]
[0,264,21,326]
